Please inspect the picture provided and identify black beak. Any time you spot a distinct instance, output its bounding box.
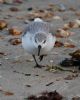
[38,45,41,56]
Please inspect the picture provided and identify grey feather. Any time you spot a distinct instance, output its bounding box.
[35,33,47,42]
[22,21,50,36]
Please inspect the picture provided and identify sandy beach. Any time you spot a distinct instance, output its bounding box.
[0,0,80,100]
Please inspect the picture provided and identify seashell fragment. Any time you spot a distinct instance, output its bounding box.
[54,41,63,47]
[75,19,80,26]
[9,38,21,45]
[0,20,7,30]
[9,27,22,36]
[53,16,61,20]
[56,29,70,38]
[64,42,76,48]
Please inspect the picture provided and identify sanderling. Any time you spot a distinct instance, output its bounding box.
[22,18,56,68]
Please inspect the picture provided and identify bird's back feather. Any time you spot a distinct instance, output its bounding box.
[23,21,50,36]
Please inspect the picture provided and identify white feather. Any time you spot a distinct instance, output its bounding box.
[34,18,43,22]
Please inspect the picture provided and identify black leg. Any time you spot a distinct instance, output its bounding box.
[39,55,44,61]
[32,55,42,68]
[32,55,38,65]
[39,55,47,62]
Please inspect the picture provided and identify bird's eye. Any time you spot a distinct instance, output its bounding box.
[43,40,46,43]
[35,39,37,43]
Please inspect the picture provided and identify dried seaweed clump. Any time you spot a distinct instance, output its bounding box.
[60,49,80,69]
[27,90,63,100]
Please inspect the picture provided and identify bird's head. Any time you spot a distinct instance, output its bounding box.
[33,33,47,56]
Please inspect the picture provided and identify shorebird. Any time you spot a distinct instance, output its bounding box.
[22,18,56,68]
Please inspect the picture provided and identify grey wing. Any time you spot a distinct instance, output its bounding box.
[30,22,50,34]
[22,23,32,37]
[22,21,50,36]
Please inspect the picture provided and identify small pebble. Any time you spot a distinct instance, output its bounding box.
[27,7,33,11]
[25,74,31,76]
[25,85,31,87]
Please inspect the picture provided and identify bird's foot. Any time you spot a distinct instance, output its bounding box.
[34,64,45,68]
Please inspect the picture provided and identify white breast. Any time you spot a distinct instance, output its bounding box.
[22,32,56,56]
[38,34,56,55]
[22,33,38,55]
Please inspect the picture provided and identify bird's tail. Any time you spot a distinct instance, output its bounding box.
[34,18,43,22]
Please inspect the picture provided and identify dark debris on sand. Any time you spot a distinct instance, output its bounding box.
[60,49,80,70]
[26,90,63,100]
